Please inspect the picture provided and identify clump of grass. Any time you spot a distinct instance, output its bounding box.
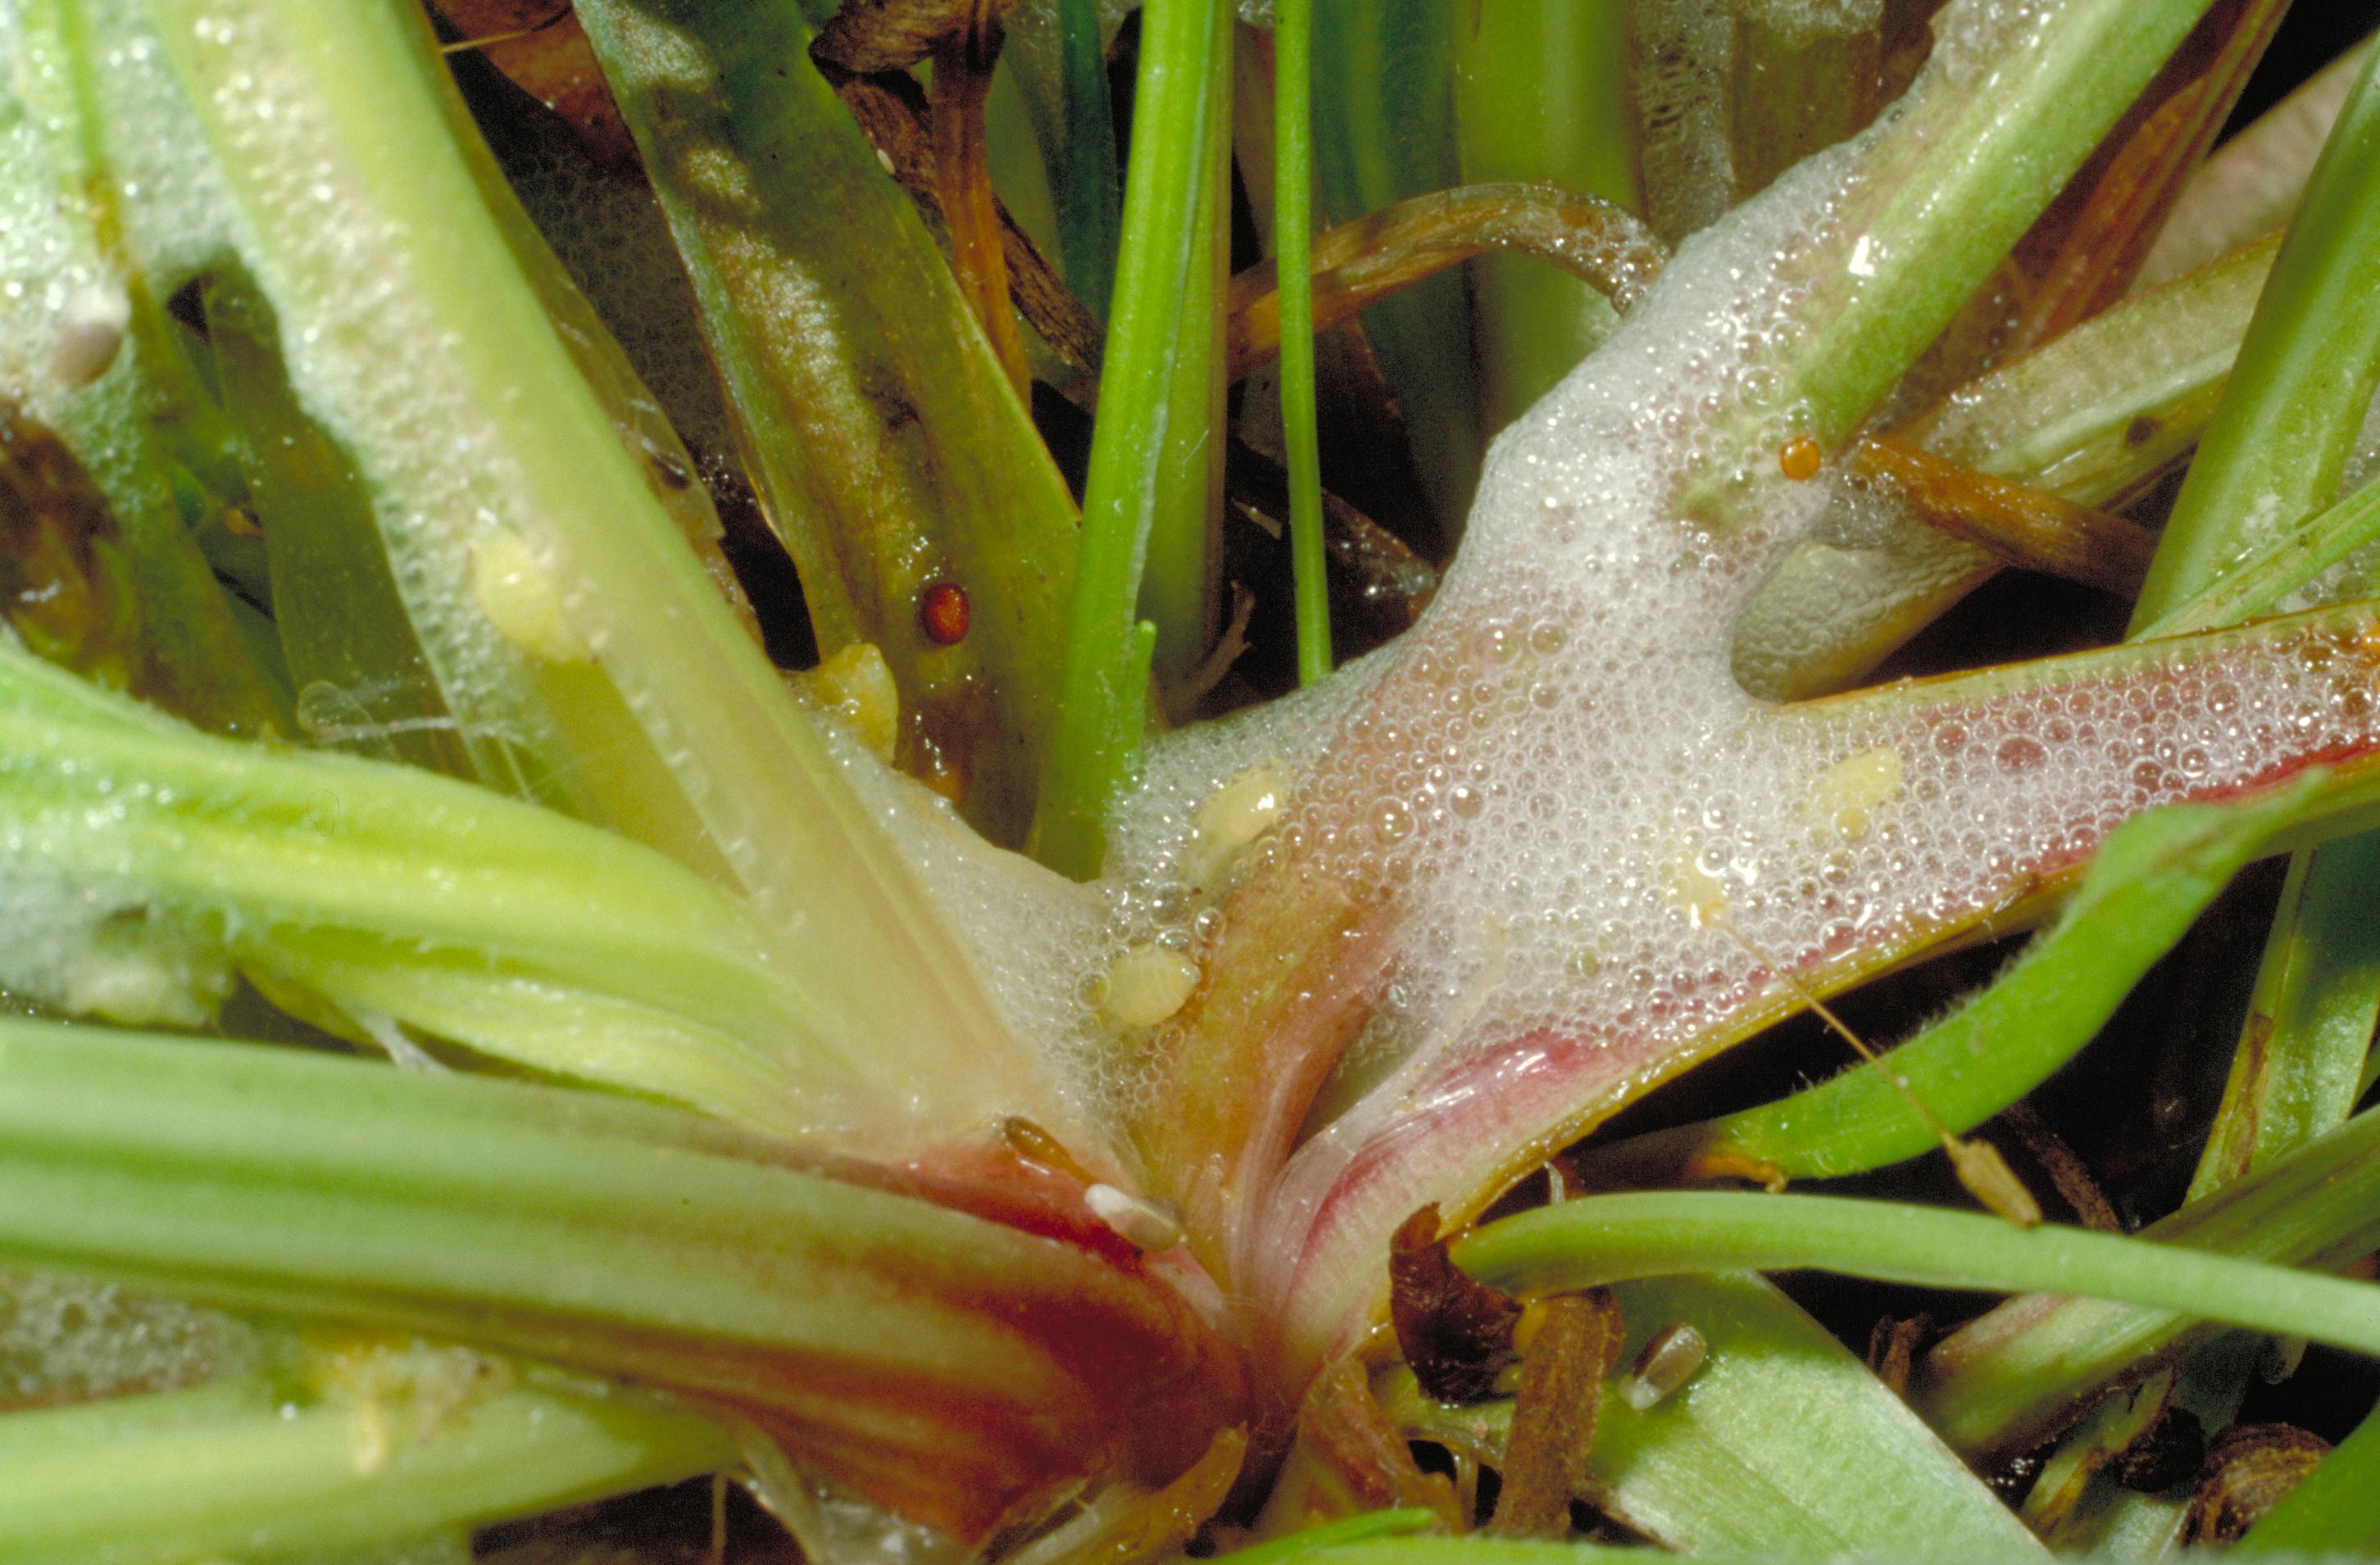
[4,0,2380,1559]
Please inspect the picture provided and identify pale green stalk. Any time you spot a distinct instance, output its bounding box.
[0,1019,1233,1541]
[0,1354,736,1563]
[1034,0,1233,876]
[1919,1110,2380,1454]
[118,0,1065,1153]
[1456,1189,2380,1368]
[1274,0,1331,687]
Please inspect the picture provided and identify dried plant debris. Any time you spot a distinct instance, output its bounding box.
[2182,1422,2332,1543]
[2113,1404,2206,1494]
[431,1,635,170]
[1487,1289,1624,1539]
[1388,1204,1523,1404]
[0,399,140,692]
[1865,1312,1935,1399]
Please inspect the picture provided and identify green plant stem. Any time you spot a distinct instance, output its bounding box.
[0,634,877,1136]
[1454,1188,2380,1367]
[1139,13,1233,690]
[2092,56,2380,1539]
[1764,0,2221,461]
[0,1357,735,1563]
[2187,832,2380,1198]
[119,0,1051,1154]
[1035,0,1233,877]
[2234,1399,2380,1555]
[1737,231,2278,701]
[1217,1509,1440,1565]
[1310,0,1475,533]
[1273,0,1330,687]
[0,1019,1236,1542]
[2129,43,2380,628]
[2137,469,2380,637]
[1917,1110,2380,1454]
[1053,0,1123,320]
[1451,1,1637,430]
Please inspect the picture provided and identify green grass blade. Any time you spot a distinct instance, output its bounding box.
[2139,469,2380,637]
[1454,1188,2380,1369]
[1451,1,1637,433]
[1737,232,2277,700]
[1311,0,1478,530]
[0,636,870,1132]
[1034,0,1233,877]
[2188,832,2380,1196]
[1216,1509,1441,1565]
[202,278,471,779]
[1382,1274,2037,1555]
[1053,0,1124,318]
[1274,0,1330,687]
[111,0,1061,1151]
[1917,1109,2380,1454]
[0,1020,1238,1541]
[1718,0,2220,481]
[0,1350,735,1563]
[571,0,1088,843]
[2130,42,2380,628]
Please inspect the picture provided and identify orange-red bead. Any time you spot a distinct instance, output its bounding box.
[920,581,971,646]
[1778,436,1824,481]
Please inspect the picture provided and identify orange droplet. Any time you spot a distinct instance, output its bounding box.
[1778,436,1824,482]
[920,580,970,646]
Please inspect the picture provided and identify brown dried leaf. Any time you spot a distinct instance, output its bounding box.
[1851,438,2159,597]
[1487,1289,1624,1540]
[431,2,637,172]
[0,400,139,691]
[1224,184,1667,383]
[2182,1422,2330,1543]
[1388,1204,1523,1404]
[1987,1101,2123,1235]
[1865,1312,1934,1399]
[813,0,1020,75]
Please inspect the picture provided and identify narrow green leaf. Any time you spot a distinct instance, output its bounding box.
[1737,232,2278,700]
[1773,0,2219,457]
[0,1347,735,1564]
[1034,0,1233,877]
[1456,1188,2380,1377]
[1918,1109,2380,1454]
[0,1020,1239,1541]
[2139,468,2380,637]
[1217,1509,1441,1565]
[1311,0,1478,530]
[1451,0,1637,432]
[2130,42,2380,628]
[114,0,1057,1153]
[0,636,866,1134]
[1054,0,1124,320]
[1274,0,1330,687]
[572,0,1087,841]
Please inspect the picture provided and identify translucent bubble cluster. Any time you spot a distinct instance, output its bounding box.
[0,1270,254,1408]
[945,127,2380,1223]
